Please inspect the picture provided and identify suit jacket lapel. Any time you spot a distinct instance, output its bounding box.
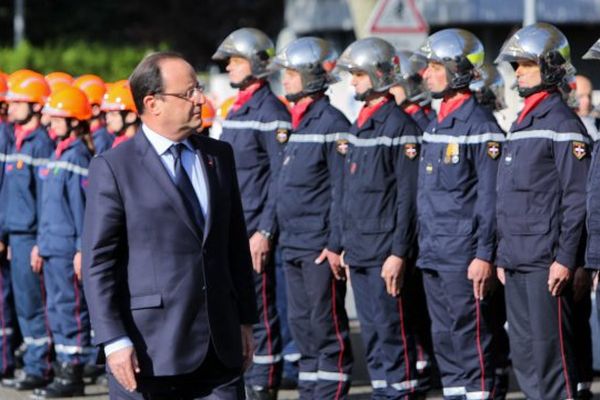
[192,135,216,244]
[135,132,203,244]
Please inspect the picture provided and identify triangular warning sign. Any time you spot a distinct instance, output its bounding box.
[367,0,428,34]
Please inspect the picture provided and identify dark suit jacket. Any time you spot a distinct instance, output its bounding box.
[82,130,257,376]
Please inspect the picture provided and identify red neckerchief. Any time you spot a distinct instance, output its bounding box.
[90,120,105,133]
[231,81,265,113]
[55,136,77,158]
[423,105,433,116]
[517,90,551,124]
[14,124,37,151]
[404,103,421,116]
[47,128,58,141]
[357,96,390,128]
[438,92,472,122]
[112,134,130,149]
[290,96,320,129]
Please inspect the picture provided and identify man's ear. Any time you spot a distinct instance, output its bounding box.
[144,94,161,116]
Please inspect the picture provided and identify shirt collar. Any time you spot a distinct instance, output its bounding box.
[142,124,192,156]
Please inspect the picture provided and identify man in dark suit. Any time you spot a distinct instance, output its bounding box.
[82,51,257,400]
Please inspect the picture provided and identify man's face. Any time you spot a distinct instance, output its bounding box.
[49,116,69,138]
[282,69,303,96]
[423,62,448,93]
[350,71,373,98]
[515,60,542,90]
[7,101,31,124]
[226,56,253,86]
[575,75,593,117]
[158,58,205,134]
[106,111,124,133]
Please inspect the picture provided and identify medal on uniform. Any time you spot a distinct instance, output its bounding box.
[572,141,587,160]
[16,160,24,169]
[336,139,349,155]
[276,128,289,144]
[487,141,501,159]
[404,143,418,160]
[425,163,433,174]
[445,143,459,164]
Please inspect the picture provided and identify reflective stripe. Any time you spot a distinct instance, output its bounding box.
[24,336,51,346]
[507,129,589,143]
[416,360,429,370]
[466,391,490,399]
[577,382,592,391]
[46,161,89,176]
[422,132,505,144]
[221,120,292,131]
[55,344,85,355]
[443,386,467,396]
[371,380,387,389]
[0,328,13,337]
[252,353,282,364]
[1,153,51,167]
[283,352,301,362]
[287,132,348,144]
[317,370,350,382]
[391,379,419,391]
[287,133,421,147]
[298,372,318,381]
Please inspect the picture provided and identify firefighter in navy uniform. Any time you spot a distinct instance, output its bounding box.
[469,64,511,400]
[495,23,589,400]
[2,70,55,390]
[390,51,433,131]
[270,36,353,400]
[415,29,503,399]
[336,37,422,399]
[212,27,289,400]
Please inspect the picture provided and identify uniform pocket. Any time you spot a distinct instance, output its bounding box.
[130,294,162,310]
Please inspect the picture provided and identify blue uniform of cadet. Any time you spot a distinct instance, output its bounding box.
[37,138,92,366]
[417,96,502,400]
[497,91,589,400]
[220,83,289,390]
[0,121,16,376]
[3,126,55,378]
[276,96,353,400]
[92,126,114,155]
[341,98,421,399]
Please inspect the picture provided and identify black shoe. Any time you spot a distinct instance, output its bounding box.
[279,376,297,390]
[32,363,84,398]
[13,373,51,390]
[245,386,278,400]
[577,389,593,400]
[83,364,105,384]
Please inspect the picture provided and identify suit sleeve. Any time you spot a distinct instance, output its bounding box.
[224,144,258,324]
[586,144,600,268]
[326,119,350,253]
[257,107,291,235]
[67,157,89,251]
[471,123,502,263]
[82,156,128,344]
[392,117,421,258]
[553,120,591,269]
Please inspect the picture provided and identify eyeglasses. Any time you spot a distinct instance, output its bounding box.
[158,83,204,102]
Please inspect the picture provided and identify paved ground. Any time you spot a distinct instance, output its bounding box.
[1,378,600,400]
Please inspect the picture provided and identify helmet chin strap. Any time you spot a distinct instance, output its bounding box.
[14,103,35,126]
[285,89,325,103]
[355,88,384,102]
[230,75,259,89]
[517,83,555,98]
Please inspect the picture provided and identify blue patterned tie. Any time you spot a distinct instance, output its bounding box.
[170,143,205,234]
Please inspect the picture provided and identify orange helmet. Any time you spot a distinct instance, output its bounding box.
[43,86,92,121]
[0,74,7,102]
[217,96,236,119]
[201,99,216,129]
[6,71,50,105]
[101,82,137,113]
[8,69,38,88]
[45,72,73,91]
[73,74,106,105]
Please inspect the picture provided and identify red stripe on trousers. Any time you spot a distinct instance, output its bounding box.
[475,297,486,398]
[331,279,345,400]
[73,274,83,365]
[261,272,275,388]
[397,297,414,394]
[39,273,53,378]
[557,298,573,399]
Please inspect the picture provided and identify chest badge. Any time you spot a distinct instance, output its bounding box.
[573,141,587,160]
[404,143,418,160]
[276,128,289,144]
[16,160,24,170]
[487,141,501,159]
[425,163,433,174]
[336,139,349,156]
[444,143,460,164]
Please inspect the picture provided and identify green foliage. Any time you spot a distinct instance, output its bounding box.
[0,40,169,81]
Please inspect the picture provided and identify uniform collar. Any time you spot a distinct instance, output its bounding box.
[55,136,79,158]
[355,96,394,131]
[435,95,477,130]
[293,95,329,131]
[511,91,559,131]
[229,83,271,116]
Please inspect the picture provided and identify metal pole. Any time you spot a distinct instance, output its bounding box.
[14,0,25,47]
[523,0,536,26]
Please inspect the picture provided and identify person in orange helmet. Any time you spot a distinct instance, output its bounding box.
[101,82,139,148]
[198,98,215,136]
[73,74,112,154]
[2,70,55,390]
[32,86,95,398]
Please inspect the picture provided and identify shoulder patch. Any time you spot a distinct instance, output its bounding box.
[487,141,501,160]
[572,141,587,160]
